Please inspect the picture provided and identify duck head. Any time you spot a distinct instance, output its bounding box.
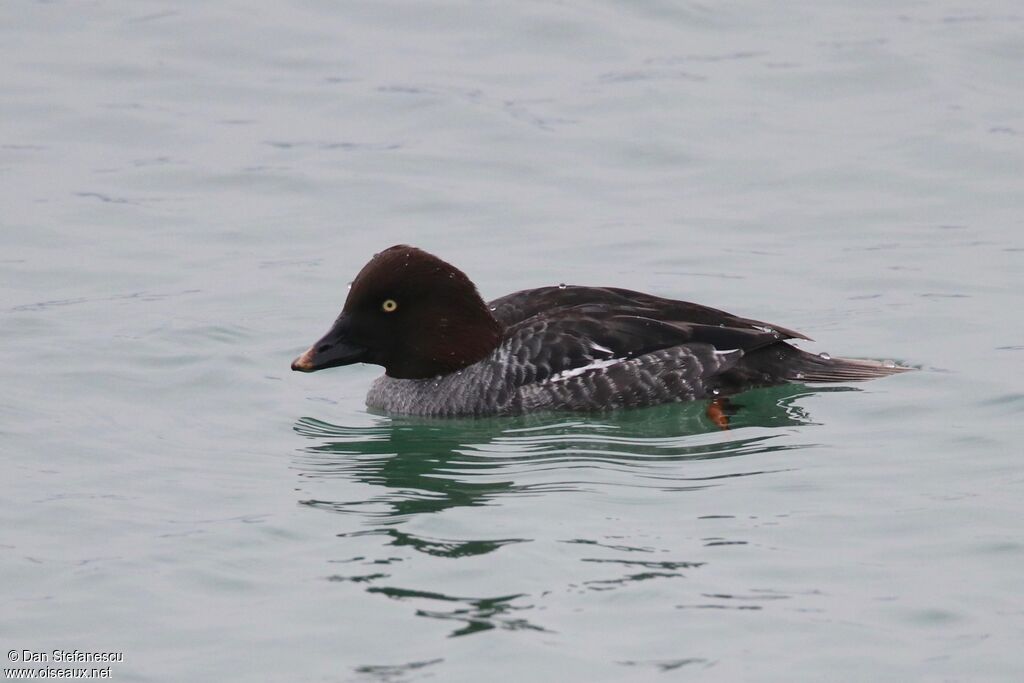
[291,245,502,379]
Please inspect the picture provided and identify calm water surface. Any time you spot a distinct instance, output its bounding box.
[2,1,1023,681]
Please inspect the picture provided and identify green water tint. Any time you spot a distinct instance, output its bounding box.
[292,386,848,637]
[292,385,849,528]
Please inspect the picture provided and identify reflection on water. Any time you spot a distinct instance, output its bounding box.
[291,387,843,638]
[293,385,841,527]
[353,658,445,681]
[366,586,548,637]
[335,527,527,558]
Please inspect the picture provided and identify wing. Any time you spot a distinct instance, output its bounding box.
[498,311,784,389]
[517,344,740,412]
[488,286,811,341]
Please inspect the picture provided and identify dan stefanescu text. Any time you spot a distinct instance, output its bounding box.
[16,650,123,663]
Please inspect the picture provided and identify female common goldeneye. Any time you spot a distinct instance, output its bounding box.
[292,245,909,417]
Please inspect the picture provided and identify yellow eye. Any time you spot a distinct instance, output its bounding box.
[381,299,398,313]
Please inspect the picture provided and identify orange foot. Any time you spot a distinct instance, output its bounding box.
[706,398,731,430]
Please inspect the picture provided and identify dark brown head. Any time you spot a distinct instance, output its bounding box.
[291,245,502,379]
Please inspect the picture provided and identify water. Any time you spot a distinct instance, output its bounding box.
[2,1,1022,680]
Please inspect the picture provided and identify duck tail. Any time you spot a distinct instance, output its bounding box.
[785,348,914,383]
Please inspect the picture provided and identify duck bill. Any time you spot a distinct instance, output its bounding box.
[291,314,367,372]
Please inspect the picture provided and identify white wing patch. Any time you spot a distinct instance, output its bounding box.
[547,357,625,383]
[590,342,613,356]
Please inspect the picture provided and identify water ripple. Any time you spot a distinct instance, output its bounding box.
[292,386,833,523]
[364,586,548,637]
[293,387,836,637]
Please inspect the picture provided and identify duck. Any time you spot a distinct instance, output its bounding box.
[291,245,909,417]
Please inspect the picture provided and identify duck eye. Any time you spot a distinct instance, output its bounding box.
[381,299,398,313]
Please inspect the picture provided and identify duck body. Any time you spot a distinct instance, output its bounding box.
[293,246,908,417]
